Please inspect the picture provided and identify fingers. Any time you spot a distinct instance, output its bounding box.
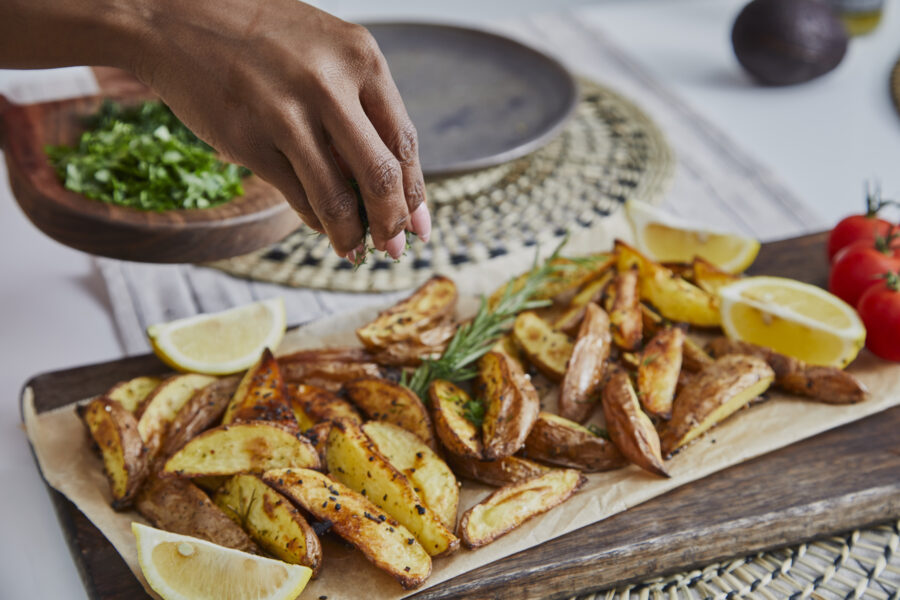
[246,148,324,234]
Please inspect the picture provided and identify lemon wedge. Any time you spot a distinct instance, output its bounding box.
[718,277,866,367]
[133,523,311,600]
[147,298,286,375]
[626,199,760,273]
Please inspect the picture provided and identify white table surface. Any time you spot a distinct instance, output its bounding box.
[2,1,898,597]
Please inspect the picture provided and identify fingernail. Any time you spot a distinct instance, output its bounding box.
[345,244,365,264]
[385,231,406,259]
[410,203,431,243]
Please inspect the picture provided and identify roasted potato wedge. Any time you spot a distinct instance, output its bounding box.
[555,271,614,335]
[602,369,668,477]
[478,351,540,460]
[344,378,437,449]
[429,380,483,459]
[159,376,240,459]
[135,475,259,554]
[691,257,740,296]
[605,267,642,350]
[279,348,385,392]
[78,397,148,508]
[512,311,574,381]
[559,303,611,423]
[490,333,524,367]
[287,383,362,430]
[489,254,615,307]
[136,373,217,456]
[214,474,322,572]
[522,412,626,472]
[458,468,586,548]
[326,420,458,557]
[640,304,713,372]
[445,454,550,487]
[637,327,684,419]
[263,468,432,589]
[106,376,162,412]
[222,349,295,427]
[363,421,459,530]
[662,355,775,455]
[616,240,720,327]
[369,334,451,367]
[163,422,320,477]
[706,337,867,404]
[356,275,457,350]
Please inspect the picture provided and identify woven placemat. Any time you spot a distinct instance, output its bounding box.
[891,56,900,118]
[207,78,673,292]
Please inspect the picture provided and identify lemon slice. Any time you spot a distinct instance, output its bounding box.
[718,277,866,367]
[133,523,311,600]
[147,298,286,375]
[626,199,760,273]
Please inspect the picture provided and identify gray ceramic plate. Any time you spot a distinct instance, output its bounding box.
[366,23,578,177]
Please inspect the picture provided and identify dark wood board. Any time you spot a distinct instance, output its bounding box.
[22,232,900,600]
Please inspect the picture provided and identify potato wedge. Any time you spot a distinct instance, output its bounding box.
[637,327,684,419]
[222,349,295,428]
[326,420,458,557]
[369,334,452,367]
[458,468,586,548]
[78,397,148,508]
[363,421,459,530]
[490,333,525,369]
[478,351,540,460]
[287,383,362,430]
[163,422,320,477]
[559,303,611,423]
[344,378,437,449]
[555,271,614,335]
[489,254,615,307]
[445,454,549,487]
[691,257,740,296]
[522,412,626,472]
[512,311,574,381]
[214,474,322,572]
[602,369,668,477]
[159,376,240,459]
[263,468,432,589]
[706,337,866,404]
[429,380,483,459]
[279,348,385,392]
[640,304,713,372]
[135,475,259,554]
[106,376,162,412]
[662,355,775,455]
[136,373,217,456]
[356,275,458,350]
[606,267,642,350]
[616,240,720,327]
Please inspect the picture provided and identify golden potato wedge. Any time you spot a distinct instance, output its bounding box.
[356,275,458,350]
[489,254,615,307]
[222,349,295,428]
[214,474,322,572]
[616,240,720,327]
[163,422,320,477]
[490,333,524,368]
[263,468,432,589]
[445,454,550,487]
[554,271,614,336]
[458,468,586,548]
[602,369,668,477]
[429,380,483,459]
[363,421,459,530]
[605,267,642,350]
[279,348,385,392]
[106,376,162,412]
[344,378,437,450]
[326,420,458,557]
[522,412,626,472]
[706,338,866,404]
[159,376,240,459]
[301,420,332,465]
[369,334,451,367]
[512,311,574,381]
[78,397,148,508]
[637,327,684,419]
[559,303,611,423]
[286,382,362,430]
[135,475,259,554]
[691,257,740,296]
[478,351,540,460]
[662,355,775,455]
[640,304,713,372]
[136,373,217,456]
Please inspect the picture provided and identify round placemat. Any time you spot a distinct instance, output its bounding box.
[207,78,674,292]
[891,55,900,118]
[580,519,899,600]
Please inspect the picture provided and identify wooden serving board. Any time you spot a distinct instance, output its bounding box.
[22,232,900,600]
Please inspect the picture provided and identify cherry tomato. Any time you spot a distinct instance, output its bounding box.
[827,185,899,261]
[828,237,900,307]
[856,272,900,361]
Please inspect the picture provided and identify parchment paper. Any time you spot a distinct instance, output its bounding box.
[23,217,900,599]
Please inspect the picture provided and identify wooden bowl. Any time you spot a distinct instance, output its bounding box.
[0,93,301,263]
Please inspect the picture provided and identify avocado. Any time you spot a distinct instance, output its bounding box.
[732,0,848,85]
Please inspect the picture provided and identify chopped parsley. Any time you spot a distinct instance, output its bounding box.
[461,398,486,427]
[586,423,610,440]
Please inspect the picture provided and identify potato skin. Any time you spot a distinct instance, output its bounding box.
[640,304,713,372]
[555,272,613,336]
[513,311,574,381]
[429,379,482,459]
[602,369,668,477]
[559,303,611,423]
[279,348,385,392]
[445,454,550,487]
[478,351,540,460]
[606,267,642,350]
[159,376,240,460]
[137,373,218,459]
[105,376,162,413]
[522,412,626,472]
[637,328,684,419]
[222,349,296,428]
[286,383,362,430]
[344,378,437,449]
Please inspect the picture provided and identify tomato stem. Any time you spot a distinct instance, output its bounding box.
[874,230,900,254]
[864,181,900,217]
[880,271,900,292]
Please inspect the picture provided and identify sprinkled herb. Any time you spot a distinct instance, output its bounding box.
[461,398,486,427]
[586,423,610,440]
